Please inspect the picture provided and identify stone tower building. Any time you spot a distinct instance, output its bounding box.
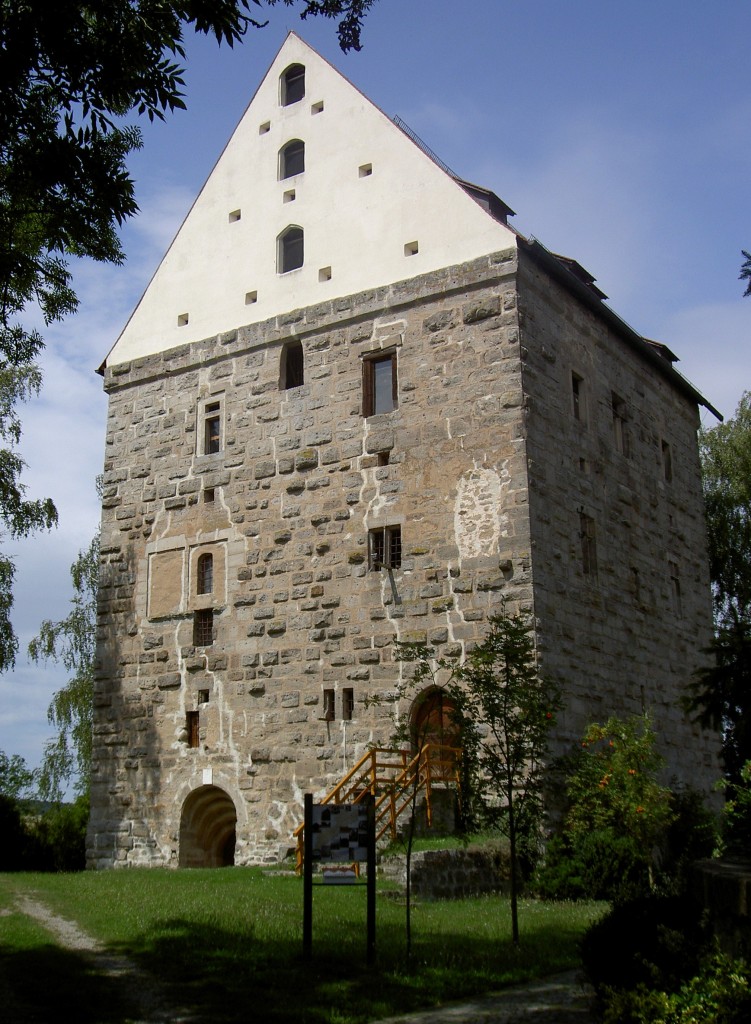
[88,34,720,868]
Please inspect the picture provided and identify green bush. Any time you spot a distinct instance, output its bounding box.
[723,760,751,858]
[580,894,708,996]
[599,951,751,1024]
[29,795,89,871]
[534,828,652,902]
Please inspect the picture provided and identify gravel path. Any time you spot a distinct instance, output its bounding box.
[11,892,196,1024]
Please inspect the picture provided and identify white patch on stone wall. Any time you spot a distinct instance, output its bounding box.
[454,465,508,559]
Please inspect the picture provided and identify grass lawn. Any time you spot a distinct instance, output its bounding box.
[0,870,603,1023]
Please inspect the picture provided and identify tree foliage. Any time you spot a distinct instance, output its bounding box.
[0,750,35,800]
[0,0,375,671]
[29,534,99,800]
[395,610,561,945]
[699,392,751,627]
[686,393,751,784]
[740,250,751,297]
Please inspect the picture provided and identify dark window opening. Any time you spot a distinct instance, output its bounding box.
[612,392,629,456]
[669,562,682,616]
[662,440,673,482]
[193,608,214,647]
[281,64,305,106]
[369,525,402,571]
[363,351,397,416]
[572,372,585,423]
[377,452,390,467]
[342,687,354,721]
[579,511,597,577]
[197,553,213,595]
[281,340,304,389]
[322,688,335,721]
[203,487,215,503]
[279,226,304,273]
[204,401,221,455]
[280,139,305,179]
[198,689,210,704]
[186,710,199,749]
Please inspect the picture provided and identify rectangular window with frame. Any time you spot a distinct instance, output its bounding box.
[363,350,397,417]
[204,401,221,455]
[193,608,214,646]
[369,525,402,570]
[342,687,354,722]
[579,511,597,577]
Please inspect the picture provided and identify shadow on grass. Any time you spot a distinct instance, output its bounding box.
[114,912,583,1023]
[0,942,135,1024]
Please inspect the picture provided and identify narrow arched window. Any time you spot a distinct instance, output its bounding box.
[278,226,304,274]
[281,64,305,106]
[281,340,304,390]
[197,553,213,595]
[279,139,305,179]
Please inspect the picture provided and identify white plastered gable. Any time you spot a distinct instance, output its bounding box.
[104,33,517,368]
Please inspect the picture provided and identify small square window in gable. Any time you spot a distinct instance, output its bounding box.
[283,189,296,203]
[311,100,324,114]
[228,209,241,223]
[404,241,419,257]
[318,266,331,282]
[177,312,189,327]
[259,121,271,135]
[359,163,373,177]
[245,291,258,305]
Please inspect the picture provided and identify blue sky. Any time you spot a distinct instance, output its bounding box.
[1,0,749,779]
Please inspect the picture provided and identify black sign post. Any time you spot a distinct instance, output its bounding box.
[302,794,375,965]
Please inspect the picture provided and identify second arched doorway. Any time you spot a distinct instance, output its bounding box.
[178,785,237,868]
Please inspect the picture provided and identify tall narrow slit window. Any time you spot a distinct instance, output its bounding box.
[579,511,597,577]
[661,439,673,482]
[204,401,221,455]
[278,226,304,273]
[571,372,586,424]
[281,63,305,106]
[612,392,629,456]
[322,689,335,721]
[342,687,355,721]
[280,340,304,389]
[193,608,214,647]
[197,553,213,595]
[363,350,397,416]
[186,710,199,749]
[279,139,305,179]
[369,525,402,570]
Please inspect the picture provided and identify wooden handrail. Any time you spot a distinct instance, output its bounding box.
[294,743,461,873]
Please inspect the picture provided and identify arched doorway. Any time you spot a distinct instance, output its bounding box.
[178,785,237,868]
[411,687,460,751]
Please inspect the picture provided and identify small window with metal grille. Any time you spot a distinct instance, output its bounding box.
[368,526,402,571]
[193,608,214,646]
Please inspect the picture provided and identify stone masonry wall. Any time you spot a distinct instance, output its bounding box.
[517,247,720,791]
[89,250,533,868]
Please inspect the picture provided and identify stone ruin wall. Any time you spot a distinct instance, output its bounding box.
[89,250,534,868]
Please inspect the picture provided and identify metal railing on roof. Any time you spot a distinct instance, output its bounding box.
[392,114,458,179]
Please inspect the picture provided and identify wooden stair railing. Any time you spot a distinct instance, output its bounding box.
[293,743,461,873]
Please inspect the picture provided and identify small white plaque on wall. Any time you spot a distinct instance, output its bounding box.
[202,768,213,786]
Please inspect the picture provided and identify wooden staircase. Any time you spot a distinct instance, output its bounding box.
[294,743,461,873]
